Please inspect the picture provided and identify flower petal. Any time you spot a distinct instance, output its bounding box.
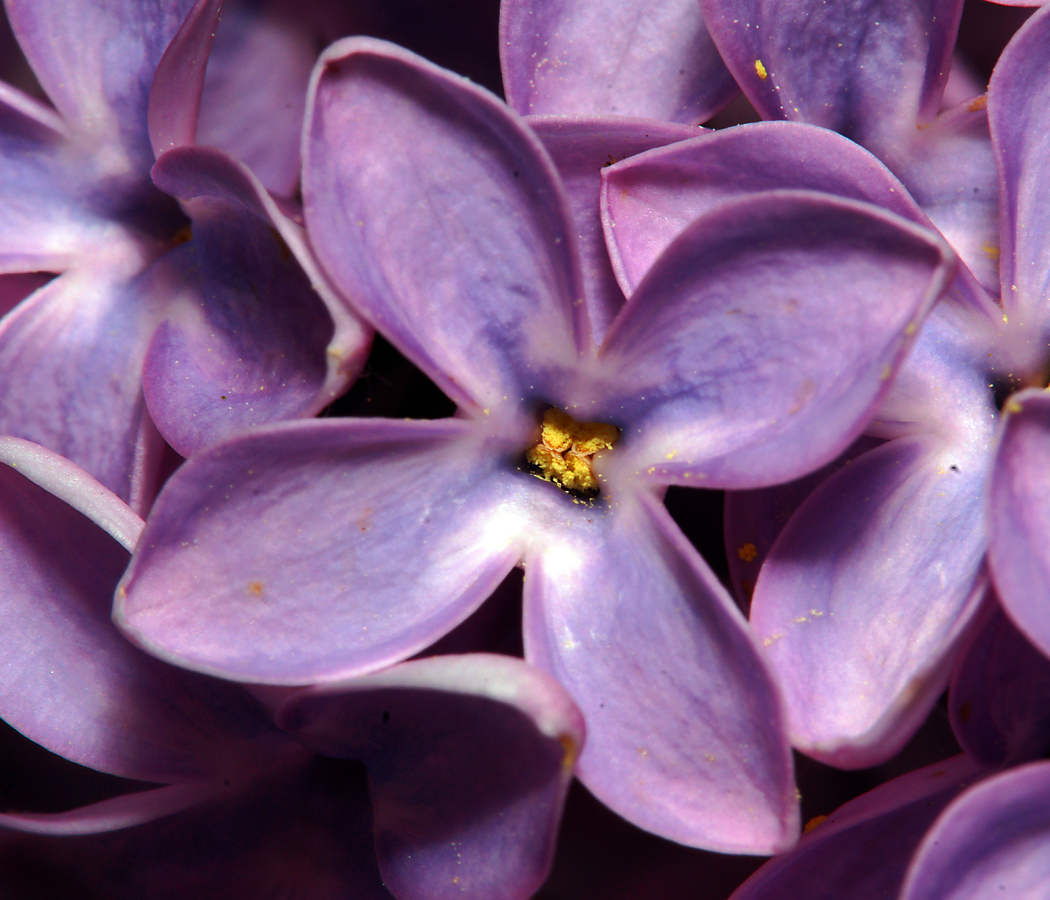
[901,762,1050,900]
[144,145,359,456]
[499,0,737,123]
[594,191,954,489]
[0,761,392,900]
[988,388,1050,659]
[989,4,1050,327]
[196,1,316,197]
[0,239,162,499]
[949,599,1050,767]
[0,449,299,783]
[528,115,698,345]
[117,418,528,684]
[303,37,585,414]
[6,0,195,169]
[525,491,798,853]
[697,0,963,156]
[751,434,989,767]
[279,654,583,900]
[734,755,982,900]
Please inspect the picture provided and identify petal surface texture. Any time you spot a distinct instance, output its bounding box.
[988,389,1050,659]
[901,762,1050,900]
[500,0,737,123]
[596,190,954,489]
[116,418,527,683]
[525,491,797,853]
[303,38,586,414]
[279,655,583,900]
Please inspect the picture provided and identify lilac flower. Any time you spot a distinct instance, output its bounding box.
[0,0,367,503]
[112,37,956,852]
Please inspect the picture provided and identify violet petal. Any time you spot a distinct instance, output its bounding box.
[524,491,797,853]
[279,654,583,900]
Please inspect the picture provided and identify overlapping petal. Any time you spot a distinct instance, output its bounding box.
[698,0,962,157]
[949,600,1050,766]
[143,145,361,456]
[528,115,698,344]
[303,38,586,414]
[732,755,982,900]
[280,655,583,900]
[0,441,298,783]
[901,762,1050,900]
[988,388,1050,658]
[499,0,737,123]
[117,418,530,684]
[5,0,195,170]
[989,4,1050,330]
[593,190,954,489]
[524,491,797,853]
[751,433,988,767]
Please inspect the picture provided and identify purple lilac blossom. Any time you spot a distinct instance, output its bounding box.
[0,0,367,505]
[113,37,956,852]
[600,119,998,767]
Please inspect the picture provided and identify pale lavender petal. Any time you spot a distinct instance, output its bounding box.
[117,418,530,684]
[0,451,300,783]
[303,37,585,414]
[0,762,392,900]
[593,191,954,489]
[733,755,982,900]
[988,388,1050,659]
[724,436,883,608]
[143,145,348,456]
[751,434,989,767]
[280,654,583,900]
[600,120,994,316]
[500,0,737,123]
[6,0,195,168]
[148,0,220,158]
[525,491,798,853]
[900,762,1050,900]
[0,240,163,499]
[196,0,316,197]
[0,783,227,835]
[950,600,1050,766]
[528,115,698,344]
[0,82,106,273]
[895,97,1000,293]
[989,5,1050,327]
[698,0,963,155]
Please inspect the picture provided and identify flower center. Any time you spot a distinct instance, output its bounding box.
[525,408,619,496]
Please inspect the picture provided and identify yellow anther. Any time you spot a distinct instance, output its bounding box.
[527,407,620,496]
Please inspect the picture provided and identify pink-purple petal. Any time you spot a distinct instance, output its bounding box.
[0,452,300,783]
[732,755,983,900]
[950,599,1050,766]
[117,417,529,684]
[751,435,989,767]
[988,388,1050,659]
[5,0,195,169]
[499,0,737,123]
[698,0,963,156]
[595,190,954,489]
[900,762,1050,900]
[147,0,221,158]
[303,37,586,414]
[528,115,699,345]
[279,654,583,900]
[524,491,797,853]
[988,4,1050,327]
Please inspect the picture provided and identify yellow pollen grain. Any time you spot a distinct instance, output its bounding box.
[755,58,768,80]
[737,542,758,562]
[527,407,620,495]
[804,815,827,834]
[981,243,1000,259]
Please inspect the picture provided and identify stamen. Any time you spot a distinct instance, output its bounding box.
[526,408,619,496]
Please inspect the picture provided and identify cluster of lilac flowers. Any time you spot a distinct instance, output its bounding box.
[3,0,1050,897]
